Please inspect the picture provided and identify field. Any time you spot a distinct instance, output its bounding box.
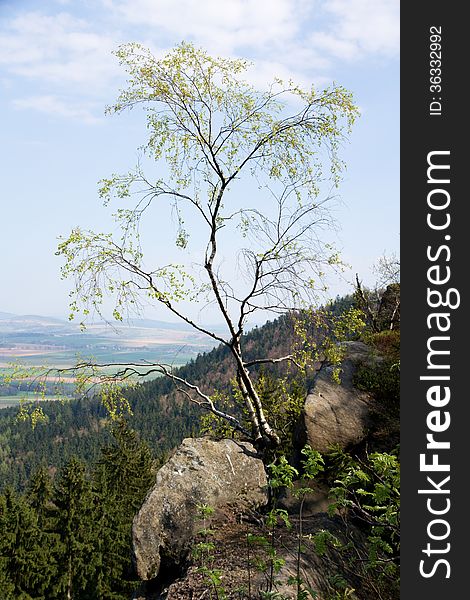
[0,394,67,409]
[0,396,25,409]
[0,346,203,369]
[0,313,216,408]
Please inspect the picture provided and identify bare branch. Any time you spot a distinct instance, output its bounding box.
[243,355,302,369]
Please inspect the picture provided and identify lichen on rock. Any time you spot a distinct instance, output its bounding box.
[132,437,268,581]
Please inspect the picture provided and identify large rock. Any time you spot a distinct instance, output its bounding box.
[132,437,268,581]
[299,341,375,453]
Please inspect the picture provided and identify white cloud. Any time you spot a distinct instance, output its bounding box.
[0,0,399,121]
[0,9,124,120]
[106,0,301,52]
[12,95,101,124]
[99,0,348,88]
[313,0,399,59]
[0,11,121,89]
[309,32,359,61]
[105,0,398,60]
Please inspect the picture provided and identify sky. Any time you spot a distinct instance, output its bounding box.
[0,0,399,323]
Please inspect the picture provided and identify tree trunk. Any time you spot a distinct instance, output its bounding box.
[232,343,280,449]
[67,554,72,600]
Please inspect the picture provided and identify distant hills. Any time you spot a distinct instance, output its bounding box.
[0,311,218,372]
[0,313,76,333]
[0,311,18,320]
[0,311,215,333]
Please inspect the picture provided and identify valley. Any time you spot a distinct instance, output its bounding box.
[0,312,216,406]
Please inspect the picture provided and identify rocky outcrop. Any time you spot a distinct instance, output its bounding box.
[299,341,376,453]
[132,438,268,581]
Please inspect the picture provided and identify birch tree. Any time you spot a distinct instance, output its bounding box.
[57,42,359,449]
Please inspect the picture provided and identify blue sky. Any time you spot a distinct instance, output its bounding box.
[0,0,399,322]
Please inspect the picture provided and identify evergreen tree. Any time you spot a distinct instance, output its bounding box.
[27,466,53,528]
[89,420,155,599]
[26,466,63,597]
[53,457,97,600]
[98,420,155,511]
[0,487,54,599]
[0,425,156,600]
[0,492,16,599]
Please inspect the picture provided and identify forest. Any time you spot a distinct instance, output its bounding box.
[0,288,400,599]
[0,295,360,491]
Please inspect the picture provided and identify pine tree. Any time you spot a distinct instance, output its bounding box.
[89,420,155,599]
[98,420,155,513]
[27,466,55,528]
[26,466,63,597]
[53,457,97,600]
[0,492,16,599]
[0,487,55,599]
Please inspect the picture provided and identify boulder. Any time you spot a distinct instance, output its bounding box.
[132,437,268,581]
[299,341,376,453]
